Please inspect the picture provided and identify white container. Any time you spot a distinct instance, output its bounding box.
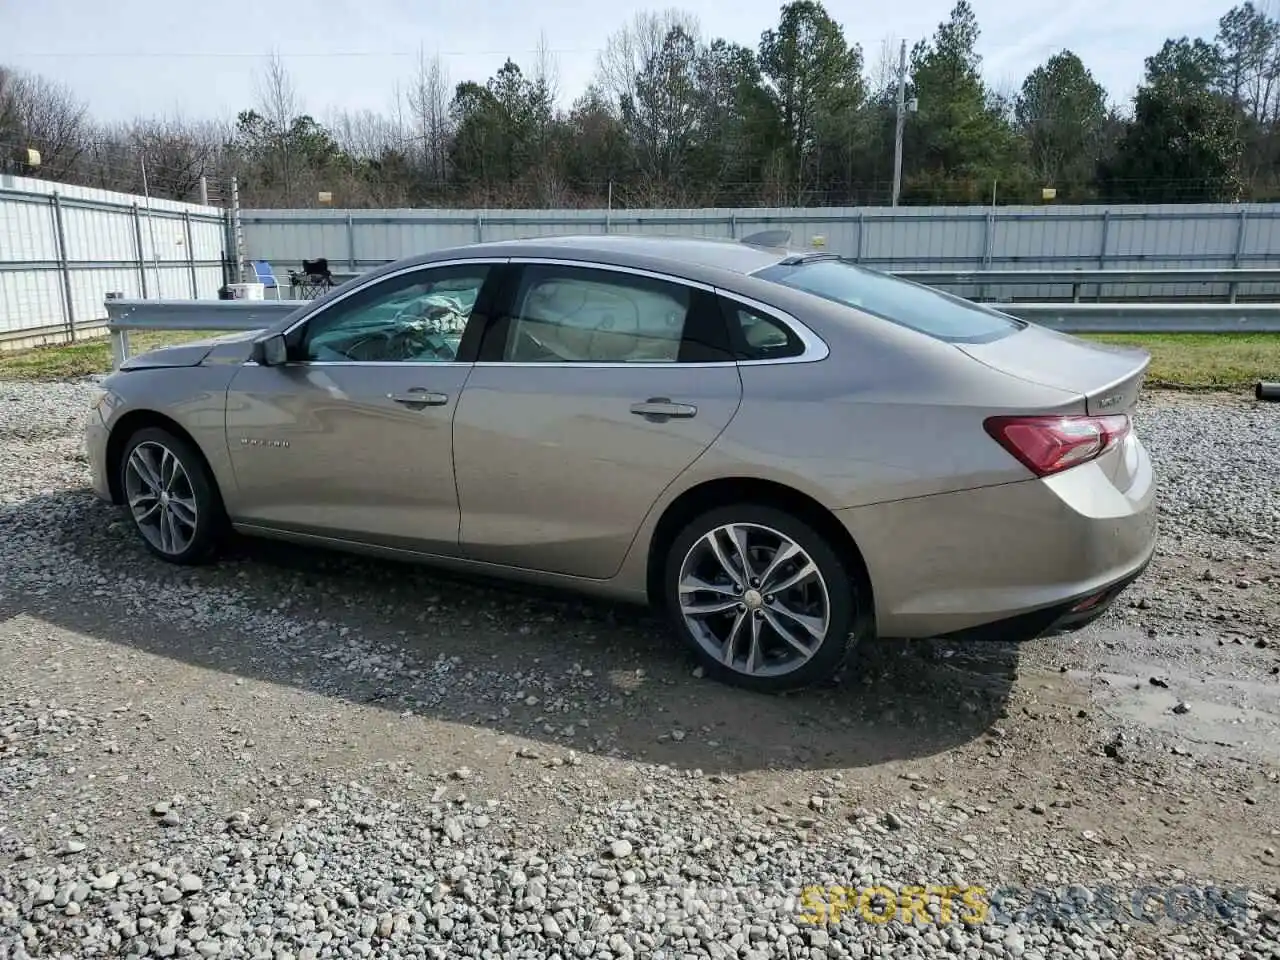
[227,282,265,301]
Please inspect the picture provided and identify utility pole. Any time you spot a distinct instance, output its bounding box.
[891,39,907,208]
[231,176,245,283]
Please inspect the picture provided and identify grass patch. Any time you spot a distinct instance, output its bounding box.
[0,330,223,381]
[1081,333,1280,390]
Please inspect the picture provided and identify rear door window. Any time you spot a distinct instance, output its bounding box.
[495,264,733,364]
[755,258,1024,344]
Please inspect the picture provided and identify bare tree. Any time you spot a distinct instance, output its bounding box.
[0,66,20,145]
[987,73,1021,118]
[0,68,88,180]
[132,116,223,199]
[407,48,452,186]
[534,30,562,107]
[596,8,702,113]
[385,79,409,149]
[329,109,400,159]
[866,37,902,99]
[255,51,300,204]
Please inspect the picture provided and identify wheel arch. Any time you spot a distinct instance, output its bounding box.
[645,477,876,633]
[105,410,221,506]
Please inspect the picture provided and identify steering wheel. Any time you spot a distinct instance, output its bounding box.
[340,326,454,362]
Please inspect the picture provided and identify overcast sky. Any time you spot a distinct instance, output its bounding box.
[2,0,1223,126]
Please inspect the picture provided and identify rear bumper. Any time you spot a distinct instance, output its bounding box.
[836,436,1156,640]
[927,554,1150,643]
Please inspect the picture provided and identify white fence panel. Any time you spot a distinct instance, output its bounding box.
[7,180,1280,351]
[239,203,1280,303]
[0,174,226,345]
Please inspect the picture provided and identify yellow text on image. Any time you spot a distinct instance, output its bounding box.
[798,885,990,925]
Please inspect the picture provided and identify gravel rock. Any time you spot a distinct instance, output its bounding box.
[0,381,1277,960]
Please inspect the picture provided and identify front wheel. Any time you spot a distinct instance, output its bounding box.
[118,426,226,565]
[663,504,860,692]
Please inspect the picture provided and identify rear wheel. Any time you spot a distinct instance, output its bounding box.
[118,426,225,565]
[663,504,859,692]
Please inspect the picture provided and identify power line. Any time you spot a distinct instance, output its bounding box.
[12,48,601,60]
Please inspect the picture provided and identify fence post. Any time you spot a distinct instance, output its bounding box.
[223,209,235,286]
[183,212,198,299]
[346,212,356,271]
[111,330,131,368]
[105,295,130,367]
[131,202,149,299]
[50,193,77,343]
[475,212,484,243]
[1229,207,1248,303]
[856,210,866,262]
[980,208,996,300]
[1096,209,1111,302]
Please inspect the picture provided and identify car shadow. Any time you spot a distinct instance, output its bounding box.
[0,488,1019,776]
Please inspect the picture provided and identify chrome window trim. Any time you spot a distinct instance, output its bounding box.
[296,360,473,368]
[468,361,740,369]
[504,256,717,293]
[714,289,830,365]
[252,254,830,370]
[280,257,508,340]
[242,360,475,369]
[471,257,830,368]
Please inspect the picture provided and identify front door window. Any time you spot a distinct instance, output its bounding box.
[300,265,491,363]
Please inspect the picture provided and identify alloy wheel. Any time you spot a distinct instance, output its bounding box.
[123,440,199,556]
[677,522,832,678]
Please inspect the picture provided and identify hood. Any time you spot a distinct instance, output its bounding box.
[118,329,262,370]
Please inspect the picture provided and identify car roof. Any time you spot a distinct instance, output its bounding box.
[396,233,794,283]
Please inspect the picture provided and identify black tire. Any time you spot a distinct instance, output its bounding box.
[662,503,861,693]
[117,426,227,565]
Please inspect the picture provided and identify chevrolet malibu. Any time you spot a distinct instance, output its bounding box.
[86,234,1157,691]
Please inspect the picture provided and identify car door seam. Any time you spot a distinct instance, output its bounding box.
[221,365,248,512]
[449,361,480,548]
[608,364,746,579]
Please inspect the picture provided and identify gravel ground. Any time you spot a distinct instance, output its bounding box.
[1,379,1278,960]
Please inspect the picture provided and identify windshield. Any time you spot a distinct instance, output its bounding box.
[755,258,1025,344]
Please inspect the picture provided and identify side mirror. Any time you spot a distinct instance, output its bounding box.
[252,334,288,366]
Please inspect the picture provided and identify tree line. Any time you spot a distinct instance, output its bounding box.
[3,0,1278,209]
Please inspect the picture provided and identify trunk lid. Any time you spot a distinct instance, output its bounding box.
[956,323,1150,415]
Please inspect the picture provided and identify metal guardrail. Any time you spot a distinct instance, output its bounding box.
[899,267,1280,284]
[896,267,1280,302]
[104,299,299,331]
[1008,302,1280,333]
[103,294,1280,368]
[106,299,299,367]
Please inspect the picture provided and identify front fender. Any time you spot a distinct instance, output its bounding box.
[98,364,240,504]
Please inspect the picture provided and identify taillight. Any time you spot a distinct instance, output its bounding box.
[984,414,1130,477]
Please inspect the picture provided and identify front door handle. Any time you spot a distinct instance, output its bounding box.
[388,388,449,408]
[630,397,698,421]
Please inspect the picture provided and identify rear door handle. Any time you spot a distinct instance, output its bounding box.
[630,397,698,421]
[388,388,449,408]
